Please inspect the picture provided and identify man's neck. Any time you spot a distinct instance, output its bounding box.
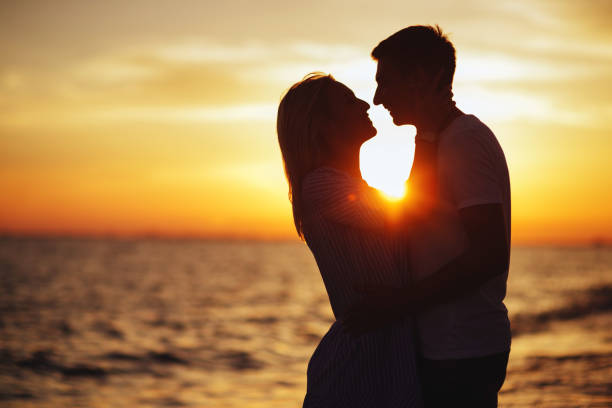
[415,103,464,136]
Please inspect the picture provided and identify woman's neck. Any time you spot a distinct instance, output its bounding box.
[323,146,362,178]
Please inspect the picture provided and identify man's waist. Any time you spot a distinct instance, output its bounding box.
[417,322,511,360]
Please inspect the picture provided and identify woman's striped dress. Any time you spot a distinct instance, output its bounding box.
[301,166,423,408]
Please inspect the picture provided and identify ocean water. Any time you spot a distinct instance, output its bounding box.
[0,238,610,407]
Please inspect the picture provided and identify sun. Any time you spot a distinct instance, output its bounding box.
[359,108,415,201]
[377,182,407,201]
[360,139,413,200]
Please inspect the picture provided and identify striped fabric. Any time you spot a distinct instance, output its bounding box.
[301,166,423,408]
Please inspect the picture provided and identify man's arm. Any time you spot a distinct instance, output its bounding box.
[342,202,508,335]
[405,202,509,312]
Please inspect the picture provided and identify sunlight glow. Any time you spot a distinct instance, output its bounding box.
[360,111,414,199]
[377,182,407,200]
[360,149,410,199]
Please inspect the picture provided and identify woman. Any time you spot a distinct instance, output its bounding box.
[277,73,437,407]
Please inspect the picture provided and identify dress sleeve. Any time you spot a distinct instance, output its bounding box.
[302,168,387,229]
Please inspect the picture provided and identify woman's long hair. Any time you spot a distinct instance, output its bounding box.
[277,73,336,239]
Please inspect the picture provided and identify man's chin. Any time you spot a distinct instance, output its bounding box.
[391,115,410,126]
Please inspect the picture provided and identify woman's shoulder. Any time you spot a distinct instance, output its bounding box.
[301,166,388,229]
[304,166,351,182]
[303,166,355,195]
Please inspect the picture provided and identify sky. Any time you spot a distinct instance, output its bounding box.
[1,0,611,244]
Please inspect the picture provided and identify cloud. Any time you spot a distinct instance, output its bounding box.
[3,30,612,132]
[454,83,608,128]
[154,41,274,63]
[455,52,598,83]
[1,39,374,129]
[93,103,277,123]
[1,70,24,90]
[75,56,161,82]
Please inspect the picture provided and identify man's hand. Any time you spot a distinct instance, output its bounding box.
[403,204,509,312]
[343,204,509,335]
[341,285,409,336]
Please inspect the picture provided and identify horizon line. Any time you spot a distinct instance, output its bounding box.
[0,230,610,248]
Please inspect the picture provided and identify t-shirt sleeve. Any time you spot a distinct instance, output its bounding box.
[439,130,503,209]
[302,168,387,229]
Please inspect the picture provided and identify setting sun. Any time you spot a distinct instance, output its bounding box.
[359,116,414,200]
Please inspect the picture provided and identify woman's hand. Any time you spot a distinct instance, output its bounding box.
[341,285,411,337]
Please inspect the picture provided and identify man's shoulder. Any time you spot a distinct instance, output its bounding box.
[441,114,494,144]
[438,114,500,158]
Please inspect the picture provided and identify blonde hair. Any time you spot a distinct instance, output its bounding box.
[277,73,336,239]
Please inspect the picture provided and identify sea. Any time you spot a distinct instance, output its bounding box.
[0,238,610,407]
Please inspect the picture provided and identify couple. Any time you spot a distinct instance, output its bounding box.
[277,26,511,408]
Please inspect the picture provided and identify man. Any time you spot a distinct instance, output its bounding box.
[344,25,511,407]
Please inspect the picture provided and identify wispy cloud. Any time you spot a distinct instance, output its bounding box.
[455,53,594,83]
[155,41,274,63]
[3,30,611,132]
[94,103,277,123]
[454,85,593,126]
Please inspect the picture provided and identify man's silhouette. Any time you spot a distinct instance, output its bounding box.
[371,25,511,407]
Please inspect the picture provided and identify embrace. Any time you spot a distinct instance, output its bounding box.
[277,26,511,408]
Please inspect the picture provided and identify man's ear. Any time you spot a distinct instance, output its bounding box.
[414,67,446,90]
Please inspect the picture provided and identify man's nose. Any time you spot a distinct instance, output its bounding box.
[373,86,382,106]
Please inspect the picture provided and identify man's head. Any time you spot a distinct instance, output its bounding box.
[372,25,456,126]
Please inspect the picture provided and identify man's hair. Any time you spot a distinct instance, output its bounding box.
[372,25,456,89]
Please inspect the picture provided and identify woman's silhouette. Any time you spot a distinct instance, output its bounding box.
[277,73,438,407]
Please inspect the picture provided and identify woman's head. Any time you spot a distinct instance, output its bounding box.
[277,73,376,238]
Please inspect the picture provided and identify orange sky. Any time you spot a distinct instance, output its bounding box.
[1,0,611,244]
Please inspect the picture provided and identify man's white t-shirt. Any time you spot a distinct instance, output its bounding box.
[410,114,512,360]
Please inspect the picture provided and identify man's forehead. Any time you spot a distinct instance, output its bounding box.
[379,61,427,88]
[375,58,405,80]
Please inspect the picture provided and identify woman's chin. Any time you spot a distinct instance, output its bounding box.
[353,123,377,142]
